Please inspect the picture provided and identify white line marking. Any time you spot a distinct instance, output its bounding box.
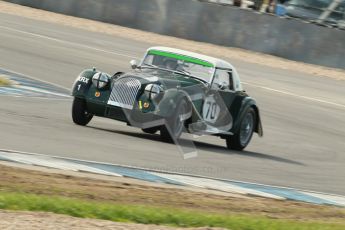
[2,25,344,110]
[0,152,122,177]
[243,82,345,109]
[0,94,71,101]
[0,66,71,91]
[0,88,8,94]
[1,148,345,202]
[0,25,138,59]
[302,192,345,206]
[151,172,285,199]
[19,85,70,97]
[0,149,283,200]
[0,87,25,96]
[0,18,139,57]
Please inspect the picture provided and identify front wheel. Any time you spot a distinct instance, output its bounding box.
[72,97,93,126]
[160,99,189,143]
[226,107,256,151]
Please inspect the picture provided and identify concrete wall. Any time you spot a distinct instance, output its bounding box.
[5,0,345,69]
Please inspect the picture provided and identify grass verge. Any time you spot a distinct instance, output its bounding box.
[0,191,344,230]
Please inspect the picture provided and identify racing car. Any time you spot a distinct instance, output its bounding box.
[71,47,263,150]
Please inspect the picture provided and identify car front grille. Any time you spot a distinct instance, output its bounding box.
[107,77,141,109]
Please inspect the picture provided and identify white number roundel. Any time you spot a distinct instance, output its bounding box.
[203,95,220,123]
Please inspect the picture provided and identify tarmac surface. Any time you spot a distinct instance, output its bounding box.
[0,12,345,195]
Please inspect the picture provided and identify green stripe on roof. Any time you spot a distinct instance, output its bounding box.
[148,50,214,67]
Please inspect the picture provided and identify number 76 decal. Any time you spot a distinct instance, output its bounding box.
[203,95,220,123]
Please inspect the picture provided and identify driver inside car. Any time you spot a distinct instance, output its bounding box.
[213,70,230,90]
[163,59,178,70]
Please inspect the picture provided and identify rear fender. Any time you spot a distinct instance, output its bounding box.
[232,97,263,137]
[252,105,263,137]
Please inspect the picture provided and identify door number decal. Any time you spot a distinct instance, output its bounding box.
[203,95,220,123]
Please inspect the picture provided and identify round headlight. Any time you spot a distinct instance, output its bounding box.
[92,72,109,89]
[144,84,163,100]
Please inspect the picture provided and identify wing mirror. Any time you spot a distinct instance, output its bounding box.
[130,60,138,69]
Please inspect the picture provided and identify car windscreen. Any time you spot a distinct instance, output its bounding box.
[142,50,215,82]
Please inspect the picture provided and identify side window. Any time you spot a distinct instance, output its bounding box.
[212,70,234,91]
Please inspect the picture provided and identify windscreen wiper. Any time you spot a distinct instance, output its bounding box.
[173,70,208,83]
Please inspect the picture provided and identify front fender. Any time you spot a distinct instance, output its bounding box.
[156,89,192,118]
[71,69,97,98]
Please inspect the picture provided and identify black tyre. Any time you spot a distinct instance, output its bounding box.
[160,99,189,143]
[72,97,93,126]
[142,127,159,134]
[226,107,256,151]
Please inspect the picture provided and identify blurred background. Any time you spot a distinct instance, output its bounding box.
[204,0,345,28]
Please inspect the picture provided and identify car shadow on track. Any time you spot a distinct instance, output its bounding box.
[194,141,304,166]
[89,126,304,166]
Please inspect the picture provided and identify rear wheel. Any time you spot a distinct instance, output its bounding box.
[72,97,93,126]
[226,107,255,151]
[160,99,189,143]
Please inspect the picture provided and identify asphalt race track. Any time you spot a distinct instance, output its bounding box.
[1,12,345,195]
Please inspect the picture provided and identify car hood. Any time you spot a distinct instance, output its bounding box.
[119,69,206,90]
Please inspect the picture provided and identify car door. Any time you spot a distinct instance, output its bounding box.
[202,69,236,131]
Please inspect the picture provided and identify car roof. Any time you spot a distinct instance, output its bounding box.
[147,46,234,69]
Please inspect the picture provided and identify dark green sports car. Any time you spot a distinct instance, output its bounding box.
[71,47,263,150]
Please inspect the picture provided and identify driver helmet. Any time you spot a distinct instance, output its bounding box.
[163,58,178,70]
